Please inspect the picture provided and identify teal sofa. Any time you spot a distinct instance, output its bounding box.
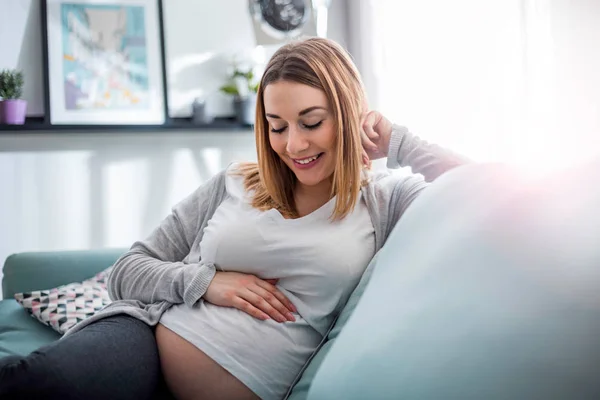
[0,249,125,359]
[2,163,600,399]
[3,164,599,399]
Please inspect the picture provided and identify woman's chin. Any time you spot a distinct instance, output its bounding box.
[283,159,333,188]
[296,177,323,187]
[293,172,333,189]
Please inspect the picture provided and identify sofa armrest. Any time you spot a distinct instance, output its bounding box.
[2,249,126,299]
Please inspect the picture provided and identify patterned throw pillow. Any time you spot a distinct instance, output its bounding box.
[14,267,113,335]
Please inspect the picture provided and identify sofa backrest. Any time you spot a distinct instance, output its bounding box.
[2,249,124,299]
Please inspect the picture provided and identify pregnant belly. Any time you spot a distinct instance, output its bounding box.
[155,324,259,400]
[159,301,323,399]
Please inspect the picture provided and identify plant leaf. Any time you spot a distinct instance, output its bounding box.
[219,83,239,96]
[0,69,24,99]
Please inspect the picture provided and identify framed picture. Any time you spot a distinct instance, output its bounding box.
[41,0,167,125]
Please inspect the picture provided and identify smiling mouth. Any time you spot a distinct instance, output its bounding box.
[292,153,323,165]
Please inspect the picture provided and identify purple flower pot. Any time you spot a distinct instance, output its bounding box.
[0,99,27,125]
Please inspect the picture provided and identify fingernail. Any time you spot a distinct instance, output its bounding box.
[286,313,295,322]
[291,304,297,312]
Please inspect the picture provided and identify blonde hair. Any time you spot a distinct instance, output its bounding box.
[238,37,367,220]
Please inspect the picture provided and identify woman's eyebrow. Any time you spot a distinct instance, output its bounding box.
[298,106,327,116]
[265,106,327,119]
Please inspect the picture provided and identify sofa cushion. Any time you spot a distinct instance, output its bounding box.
[14,268,112,334]
[307,163,600,399]
[0,299,60,358]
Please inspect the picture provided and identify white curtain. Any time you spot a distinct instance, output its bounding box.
[348,0,600,175]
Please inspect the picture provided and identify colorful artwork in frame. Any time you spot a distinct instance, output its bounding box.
[42,0,167,125]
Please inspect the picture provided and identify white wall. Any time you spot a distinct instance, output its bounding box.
[551,0,600,162]
[0,1,45,115]
[348,0,600,173]
[0,0,348,298]
[164,0,348,117]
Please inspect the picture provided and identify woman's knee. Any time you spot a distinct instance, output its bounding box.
[65,315,162,395]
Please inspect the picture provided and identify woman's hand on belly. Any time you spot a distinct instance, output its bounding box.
[204,271,297,323]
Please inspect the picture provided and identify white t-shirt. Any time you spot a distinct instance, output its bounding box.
[160,168,375,399]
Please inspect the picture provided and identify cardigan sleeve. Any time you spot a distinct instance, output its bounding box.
[386,124,470,182]
[107,171,227,308]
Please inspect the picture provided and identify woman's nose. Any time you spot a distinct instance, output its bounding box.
[286,128,309,155]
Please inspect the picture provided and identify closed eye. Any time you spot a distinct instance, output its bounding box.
[270,120,323,134]
[271,126,287,134]
[303,121,323,130]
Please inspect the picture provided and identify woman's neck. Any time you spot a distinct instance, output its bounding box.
[294,180,333,217]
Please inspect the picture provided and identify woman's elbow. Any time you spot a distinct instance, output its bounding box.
[106,251,134,300]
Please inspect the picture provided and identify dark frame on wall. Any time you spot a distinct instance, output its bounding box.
[40,0,169,127]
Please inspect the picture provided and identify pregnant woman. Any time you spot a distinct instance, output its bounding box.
[0,37,466,400]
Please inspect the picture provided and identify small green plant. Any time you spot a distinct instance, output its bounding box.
[220,68,259,99]
[0,69,24,100]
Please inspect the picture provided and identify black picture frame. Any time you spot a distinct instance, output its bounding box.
[40,0,170,127]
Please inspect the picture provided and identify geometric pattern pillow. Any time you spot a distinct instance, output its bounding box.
[14,267,113,335]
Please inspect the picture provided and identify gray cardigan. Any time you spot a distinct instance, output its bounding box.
[64,125,468,337]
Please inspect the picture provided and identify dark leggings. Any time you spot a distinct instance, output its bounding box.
[0,315,175,400]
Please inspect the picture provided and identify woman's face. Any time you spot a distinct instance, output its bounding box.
[263,81,337,191]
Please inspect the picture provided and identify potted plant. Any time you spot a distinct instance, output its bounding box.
[0,69,27,125]
[220,67,259,125]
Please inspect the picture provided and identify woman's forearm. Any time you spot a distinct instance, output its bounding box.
[108,248,216,307]
[387,125,470,182]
